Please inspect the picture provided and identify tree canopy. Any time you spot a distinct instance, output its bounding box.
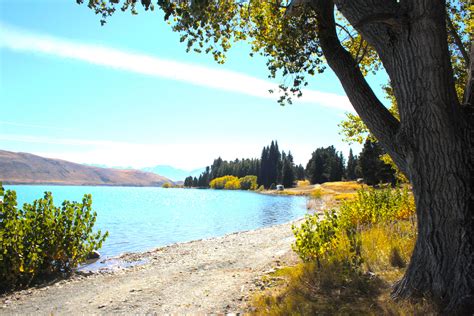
[77,0,469,106]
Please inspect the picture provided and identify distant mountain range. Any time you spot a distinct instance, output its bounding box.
[141,165,205,181]
[0,150,172,187]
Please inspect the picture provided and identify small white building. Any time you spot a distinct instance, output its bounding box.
[276,184,285,191]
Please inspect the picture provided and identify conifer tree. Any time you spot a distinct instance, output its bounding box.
[306,146,345,184]
[346,148,357,180]
[295,164,305,181]
[358,139,395,185]
[184,176,193,187]
[281,156,295,188]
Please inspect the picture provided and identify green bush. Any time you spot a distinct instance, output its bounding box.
[292,186,414,267]
[0,184,108,292]
[239,175,258,190]
[292,210,361,267]
[337,186,415,227]
[292,210,340,263]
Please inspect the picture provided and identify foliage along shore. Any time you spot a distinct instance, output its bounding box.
[248,184,441,314]
[0,183,108,294]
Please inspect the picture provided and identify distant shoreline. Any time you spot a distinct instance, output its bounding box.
[3,182,315,196]
[2,181,165,187]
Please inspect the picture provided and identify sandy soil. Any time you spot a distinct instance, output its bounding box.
[0,219,303,314]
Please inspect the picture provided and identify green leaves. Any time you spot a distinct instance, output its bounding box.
[292,186,415,266]
[77,1,470,107]
[0,184,108,292]
[292,210,340,263]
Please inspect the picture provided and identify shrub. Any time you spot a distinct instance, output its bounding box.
[297,180,310,187]
[209,175,240,190]
[224,178,241,190]
[162,182,173,188]
[0,184,108,292]
[292,210,361,267]
[292,211,339,263]
[239,175,258,190]
[293,186,415,267]
[338,186,415,227]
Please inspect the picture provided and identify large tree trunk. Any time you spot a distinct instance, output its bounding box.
[311,0,474,313]
[387,4,473,313]
[393,138,473,313]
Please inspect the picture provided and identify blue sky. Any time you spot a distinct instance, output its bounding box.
[0,0,388,170]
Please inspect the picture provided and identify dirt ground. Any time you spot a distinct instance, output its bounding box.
[1,219,303,314]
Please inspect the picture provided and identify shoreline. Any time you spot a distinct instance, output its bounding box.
[1,217,305,314]
[81,216,306,273]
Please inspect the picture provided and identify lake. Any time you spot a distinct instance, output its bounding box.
[5,185,307,258]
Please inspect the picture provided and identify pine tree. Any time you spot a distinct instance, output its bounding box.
[259,146,270,188]
[338,152,345,180]
[306,149,326,184]
[358,139,395,185]
[281,157,295,188]
[346,148,357,180]
[184,176,193,187]
[306,146,345,184]
[268,141,280,186]
[295,164,305,180]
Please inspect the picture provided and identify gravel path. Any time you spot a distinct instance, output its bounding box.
[1,219,303,314]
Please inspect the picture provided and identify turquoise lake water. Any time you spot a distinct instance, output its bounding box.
[5,186,307,258]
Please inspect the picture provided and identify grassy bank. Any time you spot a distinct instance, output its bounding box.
[249,185,437,314]
[269,181,362,197]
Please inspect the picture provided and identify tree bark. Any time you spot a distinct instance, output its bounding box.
[311,0,474,313]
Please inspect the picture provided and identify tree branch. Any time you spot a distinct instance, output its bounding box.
[355,40,369,64]
[335,22,355,41]
[312,0,408,174]
[333,0,401,53]
[464,42,474,106]
[334,0,399,25]
[446,15,470,66]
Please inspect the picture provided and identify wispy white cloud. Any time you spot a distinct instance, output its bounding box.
[0,23,353,111]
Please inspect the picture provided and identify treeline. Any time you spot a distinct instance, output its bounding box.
[306,140,395,185]
[184,139,395,189]
[184,141,305,189]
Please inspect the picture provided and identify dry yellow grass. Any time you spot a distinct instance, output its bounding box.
[267,181,364,198]
[248,220,435,315]
[333,192,357,201]
[274,190,307,196]
[321,181,364,192]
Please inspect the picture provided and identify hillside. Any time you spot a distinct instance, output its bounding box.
[0,150,172,186]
